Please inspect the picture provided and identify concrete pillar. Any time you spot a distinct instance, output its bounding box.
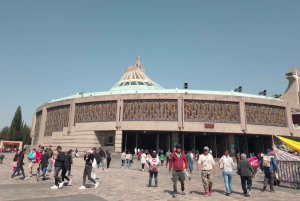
[168,133,171,151]
[172,132,179,151]
[30,113,36,145]
[136,133,138,151]
[38,106,47,146]
[286,103,294,136]
[156,133,159,152]
[114,130,122,154]
[68,101,75,134]
[228,134,235,157]
[239,100,246,133]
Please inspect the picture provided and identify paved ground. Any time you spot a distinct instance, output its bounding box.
[0,153,299,201]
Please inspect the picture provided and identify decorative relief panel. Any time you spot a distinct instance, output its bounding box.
[245,103,286,127]
[184,100,240,123]
[33,111,42,145]
[74,101,117,124]
[44,105,70,136]
[123,100,177,121]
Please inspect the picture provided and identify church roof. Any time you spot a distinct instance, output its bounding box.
[109,56,164,92]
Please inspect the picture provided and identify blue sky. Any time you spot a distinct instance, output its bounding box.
[0,0,299,129]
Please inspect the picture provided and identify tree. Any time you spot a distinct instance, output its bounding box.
[22,123,31,145]
[0,126,9,140]
[7,106,22,141]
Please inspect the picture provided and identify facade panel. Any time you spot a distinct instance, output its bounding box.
[184,100,240,123]
[44,105,70,136]
[33,111,42,145]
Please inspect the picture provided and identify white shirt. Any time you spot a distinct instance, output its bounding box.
[219,155,234,172]
[198,154,215,170]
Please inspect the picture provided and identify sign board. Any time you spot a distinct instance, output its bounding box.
[230,143,235,154]
[205,123,214,129]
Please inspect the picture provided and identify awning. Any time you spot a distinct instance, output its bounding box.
[275,135,300,152]
[3,142,20,146]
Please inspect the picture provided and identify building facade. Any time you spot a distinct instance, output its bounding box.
[30,58,300,157]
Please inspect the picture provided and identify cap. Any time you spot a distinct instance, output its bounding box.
[56,146,62,150]
[88,150,93,153]
[204,146,209,150]
[92,147,96,150]
[176,144,182,149]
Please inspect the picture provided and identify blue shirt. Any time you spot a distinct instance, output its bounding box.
[261,152,278,171]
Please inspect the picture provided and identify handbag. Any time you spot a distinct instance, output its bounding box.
[219,156,225,169]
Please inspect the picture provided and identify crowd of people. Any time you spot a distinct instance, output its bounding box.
[8,143,279,197]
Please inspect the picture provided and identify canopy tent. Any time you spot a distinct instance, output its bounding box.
[275,135,300,153]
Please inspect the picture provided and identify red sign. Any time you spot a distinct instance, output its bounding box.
[3,142,20,146]
[204,123,214,129]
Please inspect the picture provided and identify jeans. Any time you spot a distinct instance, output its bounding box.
[222,171,233,193]
[53,166,63,186]
[166,158,170,167]
[172,170,185,192]
[126,159,131,168]
[264,170,274,190]
[68,166,71,176]
[61,168,69,182]
[241,176,252,195]
[188,162,193,172]
[121,160,125,167]
[83,166,96,186]
[149,171,158,186]
[11,165,25,178]
[100,157,105,168]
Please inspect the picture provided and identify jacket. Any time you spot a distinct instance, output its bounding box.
[237,159,255,177]
[84,154,94,166]
[17,152,25,167]
[121,152,126,160]
[169,151,188,171]
[261,152,278,171]
[94,152,100,164]
[54,152,65,167]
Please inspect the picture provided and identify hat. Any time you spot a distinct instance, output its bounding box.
[176,144,182,149]
[88,150,93,153]
[92,147,96,150]
[204,146,209,150]
[56,146,62,150]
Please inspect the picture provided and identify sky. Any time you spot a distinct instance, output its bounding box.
[0,0,299,129]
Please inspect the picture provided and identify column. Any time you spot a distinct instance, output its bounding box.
[228,134,235,157]
[136,133,138,151]
[172,132,179,151]
[156,133,159,152]
[114,130,122,154]
[239,100,246,133]
[30,113,36,145]
[38,106,47,146]
[168,133,171,151]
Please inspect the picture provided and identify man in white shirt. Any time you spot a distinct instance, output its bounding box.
[197,146,216,197]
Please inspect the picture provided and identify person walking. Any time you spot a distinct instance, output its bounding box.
[61,150,72,185]
[159,152,165,166]
[141,150,147,171]
[28,148,36,177]
[10,149,27,180]
[148,153,159,188]
[91,148,99,179]
[98,148,106,170]
[165,150,171,168]
[169,144,188,196]
[187,151,194,173]
[237,153,255,197]
[51,146,65,189]
[47,145,54,173]
[37,149,50,181]
[261,149,278,192]
[197,146,216,197]
[126,152,132,169]
[236,153,240,166]
[219,150,234,196]
[121,151,126,168]
[79,150,99,189]
[106,150,112,169]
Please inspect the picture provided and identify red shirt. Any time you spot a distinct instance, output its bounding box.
[169,151,188,171]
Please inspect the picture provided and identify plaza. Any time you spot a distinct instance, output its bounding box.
[0,153,299,201]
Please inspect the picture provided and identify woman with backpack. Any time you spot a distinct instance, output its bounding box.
[148,153,159,188]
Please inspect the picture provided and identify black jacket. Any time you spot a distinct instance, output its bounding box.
[17,152,24,167]
[237,159,255,177]
[84,154,95,166]
[94,152,100,164]
[54,152,65,167]
[64,155,72,170]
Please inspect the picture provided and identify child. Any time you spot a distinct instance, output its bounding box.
[10,156,18,173]
[159,153,165,166]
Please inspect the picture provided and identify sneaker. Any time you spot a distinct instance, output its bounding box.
[51,185,58,189]
[68,179,72,186]
[95,182,99,189]
[79,185,86,190]
[263,186,267,191]
[182,191,186,195]
[209,190,213,196]
[36,175,40,182]
[24,177,29,180]
[29,174,32,177]
[247,189,251,196]
[58,182,64,189]
[10,178,12,181]
[189,176,191,181]
[148,185,151,188]
[204,191,209,197]
[155,186,158,189]
[226,193,230,196]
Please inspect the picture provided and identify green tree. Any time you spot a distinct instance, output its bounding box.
[7,106,22,141]
[22,123,31,145]
[0,126,9,140]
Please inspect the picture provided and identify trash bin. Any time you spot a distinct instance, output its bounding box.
[0,154,4,164]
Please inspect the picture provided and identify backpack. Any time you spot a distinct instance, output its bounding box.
[150,158,159,172]
[263,156,271,167]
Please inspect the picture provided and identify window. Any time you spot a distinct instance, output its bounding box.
[108,136,114,144]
